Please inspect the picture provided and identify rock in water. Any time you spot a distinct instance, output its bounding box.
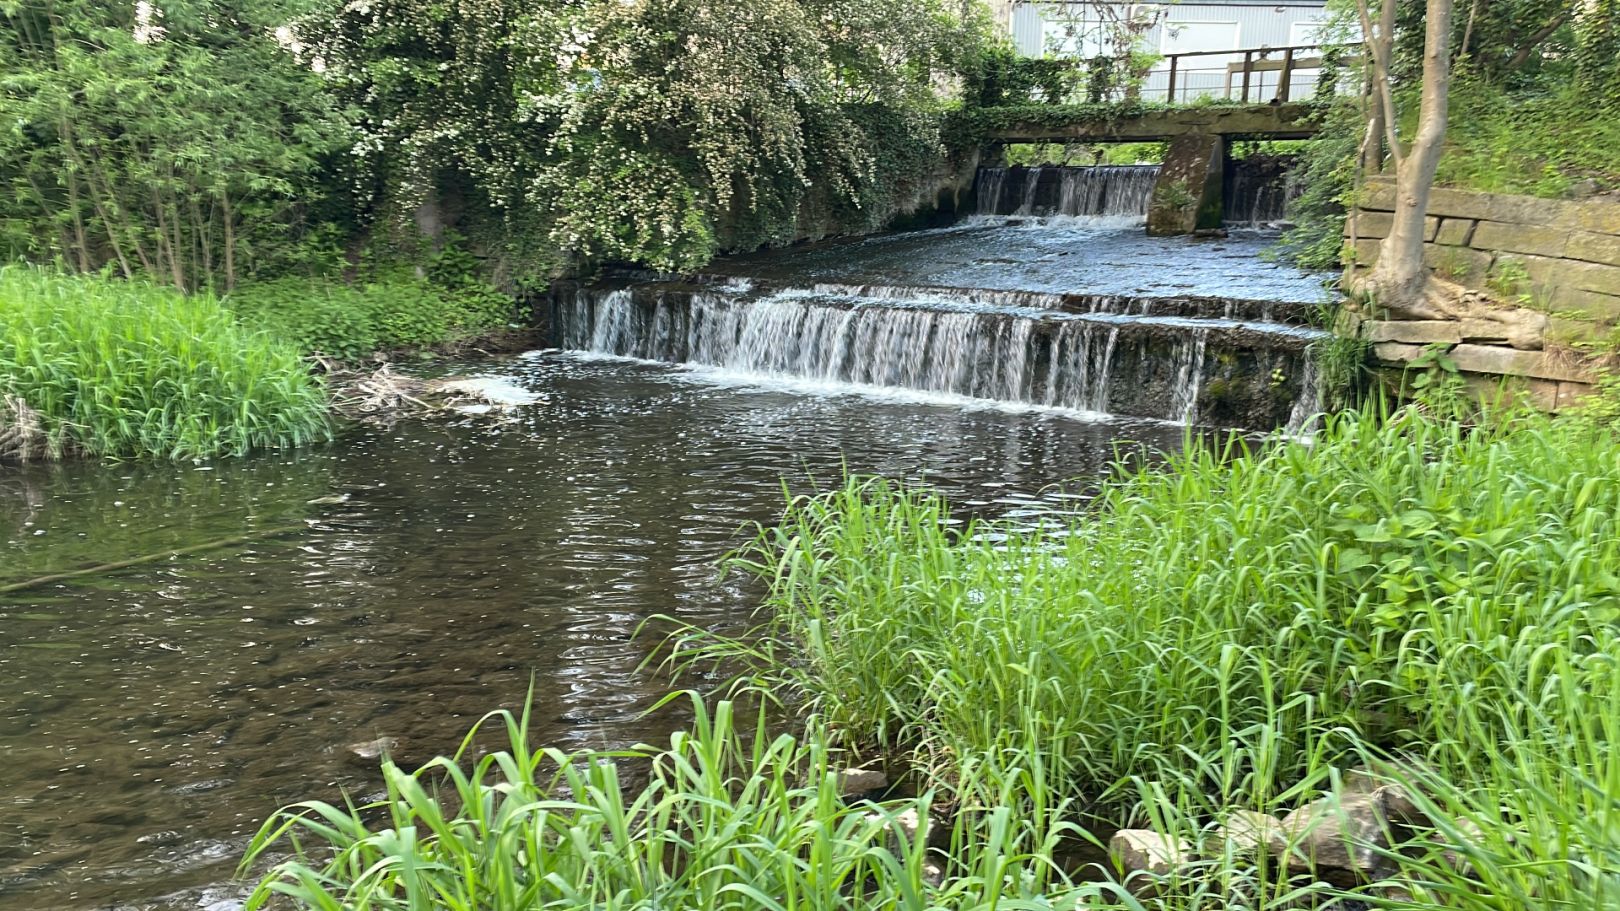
[1215,809,1287,855]
[835,767,889,797]
[1276,791,1395,882]
[1110,828,1192,877]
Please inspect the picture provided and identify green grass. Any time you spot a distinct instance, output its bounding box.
[227,275,515,362]
[0,265,329,460]
[709,405,1620,907]
[1427,80,1620,197]
[245,406,1620,909]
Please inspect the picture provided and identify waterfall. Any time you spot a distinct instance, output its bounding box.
[1224,155,1304,227]
[976,165,1159,218]
[556,284,1325,428]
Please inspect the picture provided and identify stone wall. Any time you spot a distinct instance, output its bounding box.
[1345,179,1620,410]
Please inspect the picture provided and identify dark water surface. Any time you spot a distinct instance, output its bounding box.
[0,354,1185,910]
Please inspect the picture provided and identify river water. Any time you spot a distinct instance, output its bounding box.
[1,353,1189,910]
[1,199,1326,909]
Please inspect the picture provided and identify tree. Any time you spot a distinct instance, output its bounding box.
[1354,0,1455,315]
[0,0,350,290]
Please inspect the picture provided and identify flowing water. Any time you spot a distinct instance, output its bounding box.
[1,165,1326,910]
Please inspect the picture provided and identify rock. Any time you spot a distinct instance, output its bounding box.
[835,767,889,797]
[1215,809,1287,855]
[348,736,397,762]
[1275,792,1394,883]
[1571,179,1603,200]
[1110,828,1192,877]
[1440,817,1486,875]
[863,806,929,854]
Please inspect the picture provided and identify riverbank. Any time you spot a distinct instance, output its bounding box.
[0,266,530,462]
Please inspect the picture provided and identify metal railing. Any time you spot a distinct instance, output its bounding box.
[1157,44,1350,105]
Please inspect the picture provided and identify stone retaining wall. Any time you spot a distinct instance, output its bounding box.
[1345,179,1620,410]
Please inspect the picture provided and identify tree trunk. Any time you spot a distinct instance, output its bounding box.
[1357,0,1455,316]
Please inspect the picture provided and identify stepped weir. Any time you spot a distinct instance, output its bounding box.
[550,165,1325,431]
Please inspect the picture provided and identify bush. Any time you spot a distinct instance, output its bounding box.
[228,275,513,361]
[0,266,328,460]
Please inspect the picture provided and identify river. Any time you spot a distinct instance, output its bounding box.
[1,187,1325,909]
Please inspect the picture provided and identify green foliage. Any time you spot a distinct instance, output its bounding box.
[1273,99,1361,270]
[701,407,1620,908]
[244,693,1089,911]
[228,273,512,362]
[0,0,353,290]
[319,0,985,274]
[0,265,328,460]
[1003,141,1164,166]
[1428,76,1620,197]
[965,48,1075,105]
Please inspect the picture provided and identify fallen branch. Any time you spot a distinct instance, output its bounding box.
[0,523,307,595]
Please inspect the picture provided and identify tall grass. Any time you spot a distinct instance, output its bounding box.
[0,266,328,460]
[243,693,1099,911]
[716,406,1620,907]
[248,407,1620,909]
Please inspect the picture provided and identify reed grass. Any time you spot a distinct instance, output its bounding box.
[0,266,328,460]
[714,406,1620,908]
[249,406,1620,909]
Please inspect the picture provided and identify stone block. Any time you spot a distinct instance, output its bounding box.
[1434,218,1476,246]
[1547,316,1603,343]
[1423,243,1493,282]
[1567,232,1620,268]
[1372,342,1426,365]
[1357,179,1397,211]
[1558,381,1597,411]
[1485,193,1575,227]
[1572,202,1620,237]
[1348,238,1382,266]
[1346,212,1440,242]
[1548,288,1620,321]
[1346,211,1392,240]
[1562,260,1620,296]
[1147,133,1223,237]
[1457,319,1515,343]
[1361,320,1461,344]
[1472,221,1568,258]
[1448,344,1594,383]
[1460,373,1559,411]
[1425,186,1495,220]
[1111,828,1192,878]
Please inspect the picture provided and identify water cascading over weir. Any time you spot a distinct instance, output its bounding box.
[549,165,1326,431]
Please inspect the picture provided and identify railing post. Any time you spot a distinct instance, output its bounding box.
[1240,50,1253,102]
[1276,47,1295,102]
[1167,54,1178,103]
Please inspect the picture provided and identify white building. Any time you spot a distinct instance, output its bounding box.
[1006,0,1341,102]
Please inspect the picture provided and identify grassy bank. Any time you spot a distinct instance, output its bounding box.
[245,405,1620,908]
[0,266,328,461]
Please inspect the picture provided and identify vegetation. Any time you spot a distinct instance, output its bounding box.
[0,267,327,460]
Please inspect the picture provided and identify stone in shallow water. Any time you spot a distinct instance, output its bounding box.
[835,767,889,797]
[434,376,542,406]
[1110,828,1192,877]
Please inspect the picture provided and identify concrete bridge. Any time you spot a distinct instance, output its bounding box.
[982,103,1319,237]
[978,42,1344,235]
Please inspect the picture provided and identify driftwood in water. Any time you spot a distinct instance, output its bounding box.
[0,523,306,595]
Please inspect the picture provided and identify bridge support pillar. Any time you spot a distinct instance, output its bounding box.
[1147,133,1225,236]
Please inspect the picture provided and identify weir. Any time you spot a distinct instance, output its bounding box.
[976,162,1299,227]
[551,165,1326,431]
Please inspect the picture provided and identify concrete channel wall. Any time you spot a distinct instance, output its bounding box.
[1345,179,1620,410]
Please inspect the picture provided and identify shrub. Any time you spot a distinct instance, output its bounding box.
[0,266,328,460]
[228,276,513,361]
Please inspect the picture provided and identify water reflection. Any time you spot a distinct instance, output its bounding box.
[0,354,1183,910]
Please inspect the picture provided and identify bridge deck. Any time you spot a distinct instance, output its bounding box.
[984,103,1318,144]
